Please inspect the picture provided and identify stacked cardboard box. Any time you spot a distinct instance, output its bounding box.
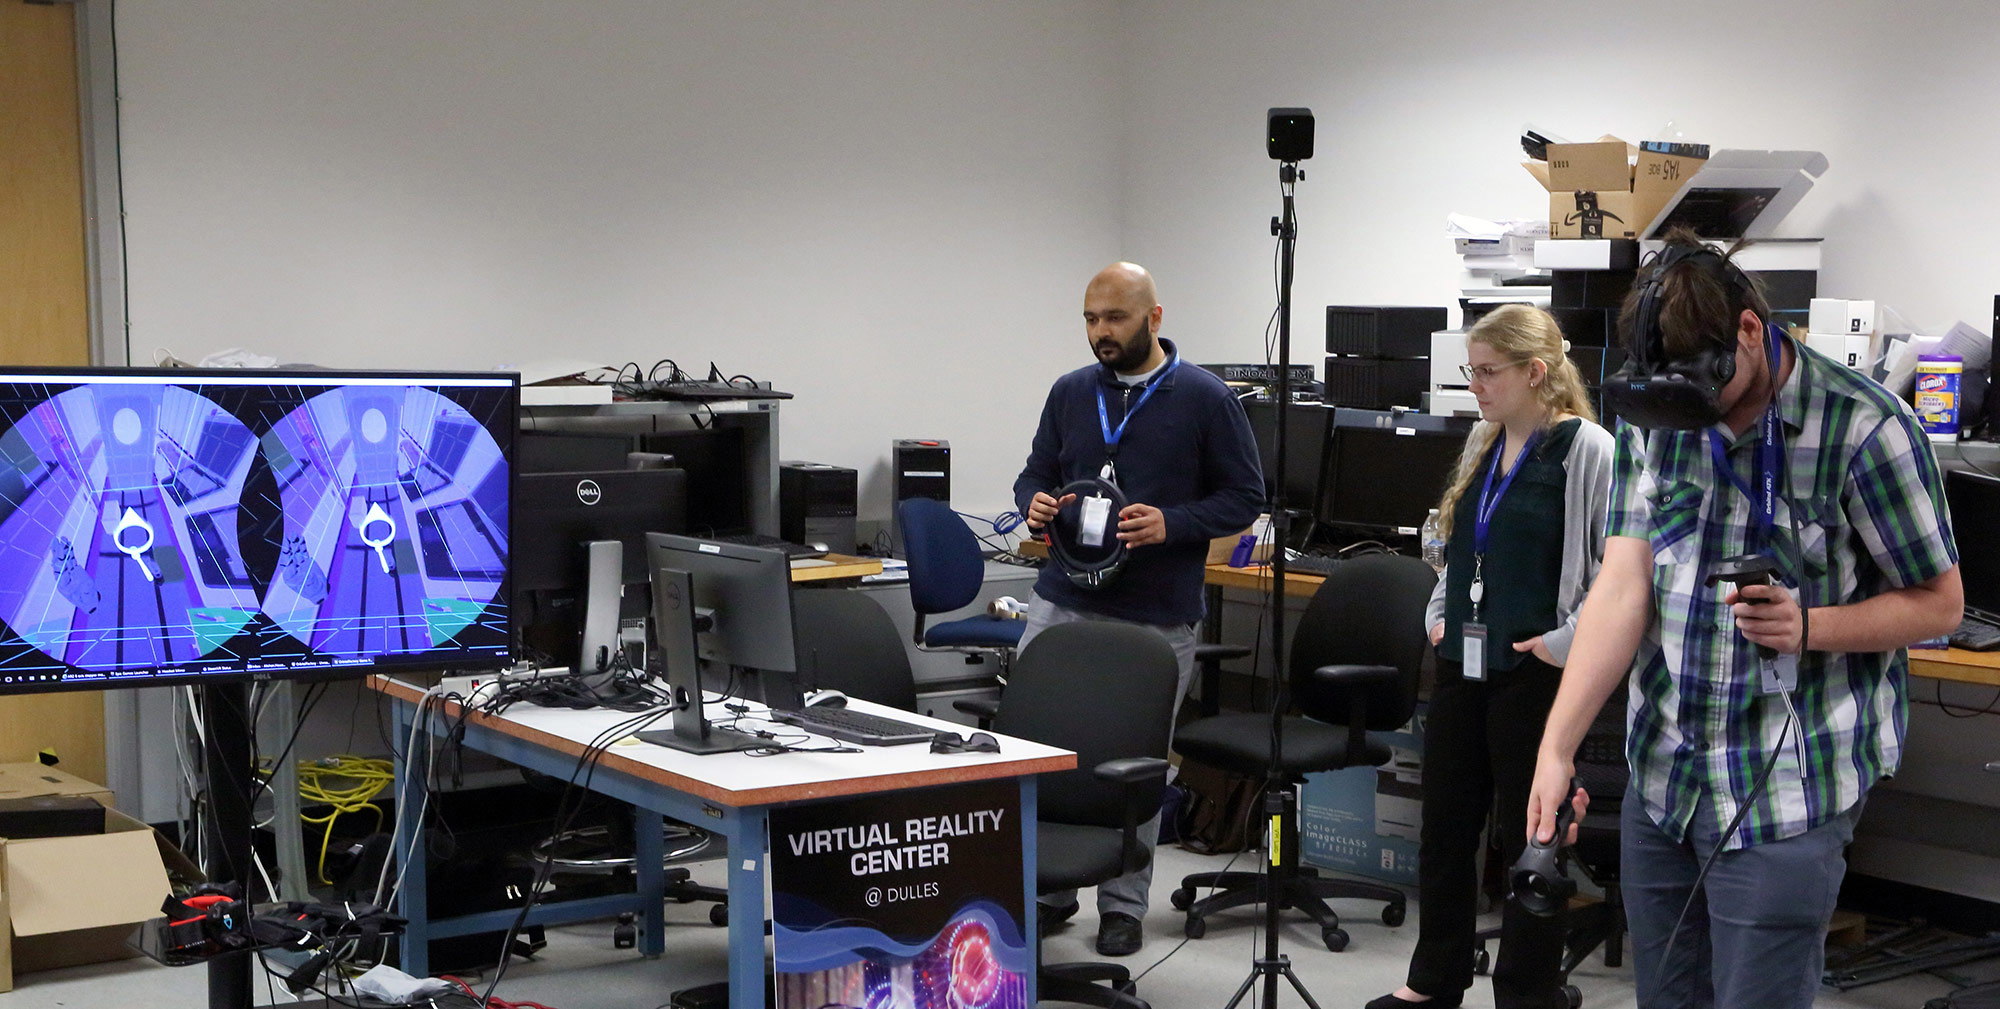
[1524,137,1707,240]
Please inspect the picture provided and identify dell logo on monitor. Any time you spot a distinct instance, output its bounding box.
[575,479,603,506]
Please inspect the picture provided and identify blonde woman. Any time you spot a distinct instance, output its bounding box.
[1369,305,1614,1009]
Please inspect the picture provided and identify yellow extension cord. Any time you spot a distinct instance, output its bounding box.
[290,755,394,885]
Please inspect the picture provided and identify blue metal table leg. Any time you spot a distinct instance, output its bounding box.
[391,697,431,978]
[727,807,768,1009]
[635,805,666,957]
[1021,775,1039,1005]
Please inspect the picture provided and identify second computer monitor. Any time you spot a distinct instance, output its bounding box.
[644,532,797,674]
[1318,408,1474,538]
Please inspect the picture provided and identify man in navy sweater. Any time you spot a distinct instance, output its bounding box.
[1014,261,1264,955]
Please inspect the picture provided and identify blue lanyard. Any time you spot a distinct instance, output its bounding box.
[1473,428,1541,557]
[1096,353,1179,457]
[1705,328,1785,551]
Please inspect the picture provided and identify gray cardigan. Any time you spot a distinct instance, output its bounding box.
[1423,418,1616,665]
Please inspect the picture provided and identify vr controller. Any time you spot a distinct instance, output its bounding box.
[1509,776,1582,917]
[1706,553,1781,659]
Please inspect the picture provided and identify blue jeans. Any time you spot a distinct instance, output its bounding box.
[1621,783,1863,1009]
[1021,600,1197,919]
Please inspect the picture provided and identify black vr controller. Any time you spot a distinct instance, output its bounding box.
[1706,553,1781,660]
[1602,243,1755,431]
[1509,776,1583,917]
[1043,475,1131,590]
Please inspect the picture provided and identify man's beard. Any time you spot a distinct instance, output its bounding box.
[1097,325,1156,372]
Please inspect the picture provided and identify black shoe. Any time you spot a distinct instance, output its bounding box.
[1363,993,1462,1009]
[1095,912,1144,957]
[1038,899,1080,934]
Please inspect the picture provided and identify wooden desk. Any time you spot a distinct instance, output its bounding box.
[1203,561,1322,599]
[370,677,1071,1009]
[789,552,883,583]
[1909,648,2000,688]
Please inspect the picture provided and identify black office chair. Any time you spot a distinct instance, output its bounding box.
[1474,697,1628,1000]
[792,589,921,711]
[990,621,1179,1009]
[1168,552,1436,951]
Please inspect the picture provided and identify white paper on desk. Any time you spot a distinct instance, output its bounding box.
[1881,334,1943,397]
[1937,321,1992,370]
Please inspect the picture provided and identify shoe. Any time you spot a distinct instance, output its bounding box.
[1037,899,1080,934]
[1095,912,1144,957]
[1363,993,1462,1009]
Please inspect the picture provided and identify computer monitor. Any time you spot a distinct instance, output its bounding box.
[1317,408,1474,540]
[0,367,517,693]
[1244,400,1333,512]
[640,427,750,536]
[512,468,687,674]
[1946,470,2000,622]
[641,532,798,754]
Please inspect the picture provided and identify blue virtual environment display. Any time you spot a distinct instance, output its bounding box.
[0,370,515,691]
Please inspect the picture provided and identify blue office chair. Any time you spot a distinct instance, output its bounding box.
[896,497,1025,670]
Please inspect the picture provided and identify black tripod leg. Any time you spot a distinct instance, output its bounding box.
[1279,962,1325,1009]
[1220,965,1262,1009]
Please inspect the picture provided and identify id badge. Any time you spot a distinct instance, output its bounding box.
[1079,494,1112,547]
[1461,623,1487,681]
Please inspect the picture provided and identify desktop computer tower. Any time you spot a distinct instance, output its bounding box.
[1325,306,1447,358]
[779,460,858,554]
[892,439,951,504]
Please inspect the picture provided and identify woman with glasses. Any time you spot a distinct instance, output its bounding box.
[1368,304,1614,1009]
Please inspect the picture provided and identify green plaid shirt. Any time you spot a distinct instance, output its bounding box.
[1605,335,1957,850]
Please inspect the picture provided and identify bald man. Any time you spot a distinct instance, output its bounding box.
[1012,262,1264,956]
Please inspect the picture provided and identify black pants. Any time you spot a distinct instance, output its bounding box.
[1406,655,1566,1008]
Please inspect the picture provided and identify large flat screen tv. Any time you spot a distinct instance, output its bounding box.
[0,368,516,692]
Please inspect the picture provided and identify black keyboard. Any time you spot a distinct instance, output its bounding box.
[769,707,938,746]
[711,533,828,559]
[1950,616,2000,652]
[1282,553,1342,577]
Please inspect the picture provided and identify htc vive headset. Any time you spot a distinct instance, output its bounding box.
[1602,242,1760,430]
[1043,474,1131,590]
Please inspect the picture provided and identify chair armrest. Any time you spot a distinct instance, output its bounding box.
[1194,643,1252,663]
[1093,756,1169,785]
[1093,757,1170,875]
[952,698,1000,730]
[1309,663,1398,687]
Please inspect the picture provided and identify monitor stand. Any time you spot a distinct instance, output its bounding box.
[635,566,763,754]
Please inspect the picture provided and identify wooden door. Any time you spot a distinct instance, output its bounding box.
[0,1,106,785]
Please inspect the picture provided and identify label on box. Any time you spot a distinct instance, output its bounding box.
[1299,707,1425,885]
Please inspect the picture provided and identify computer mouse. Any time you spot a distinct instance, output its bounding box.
[803,689,847,708]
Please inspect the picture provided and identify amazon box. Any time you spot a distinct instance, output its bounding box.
[1531,137,1705,240]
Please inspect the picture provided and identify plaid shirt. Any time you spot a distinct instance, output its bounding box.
[1605,335,1957,850]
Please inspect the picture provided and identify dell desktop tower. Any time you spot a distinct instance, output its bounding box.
[892,439,951,505]
[778,460,858,554]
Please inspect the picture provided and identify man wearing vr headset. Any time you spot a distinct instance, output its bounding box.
[1525,232,1962,1008]
[1013,261,1264,956]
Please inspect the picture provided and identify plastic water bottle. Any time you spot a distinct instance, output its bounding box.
[1420,509,1446,572]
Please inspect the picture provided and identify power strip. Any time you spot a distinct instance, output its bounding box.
[436,667,562,705]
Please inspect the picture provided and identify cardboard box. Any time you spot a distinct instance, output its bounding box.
[0,772,189,992]
[1531,137,1705,240]
[1205,515,1273,566]
[1298,706,1425,885]
[0,763,114,809]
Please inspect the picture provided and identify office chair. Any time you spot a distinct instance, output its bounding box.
[1168,552,1436,951]
[896,497,1025,673]
[792,589,921,711]
[1474,698,1628,1003]
[990,621,1179,1009]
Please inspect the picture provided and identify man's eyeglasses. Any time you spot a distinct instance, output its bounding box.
[1458,360,1529,383]
[930,731,1002,754]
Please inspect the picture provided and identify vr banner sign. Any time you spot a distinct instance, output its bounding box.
[770,779,1027,1009]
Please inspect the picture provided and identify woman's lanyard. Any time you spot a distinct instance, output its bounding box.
[1705,330,1784,556]
[1469,428,1541,619]
[1095,353,1179,483]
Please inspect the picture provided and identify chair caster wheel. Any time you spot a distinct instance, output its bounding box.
[1561,984,1582,1008]
[709,904,728,926]
[1170,888,1193,911]
[1321,927,1348,952]
[1473,946,1490,976]
[1184,915,1206,939]
[1382,903,1405,927]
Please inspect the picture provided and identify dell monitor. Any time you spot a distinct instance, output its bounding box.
[1244,399,1333,514]
[1947,470,2000,623]
[512,468,687,675]
[0,367,516,692]
[640,532,798,753]
[1317,408,1473,541]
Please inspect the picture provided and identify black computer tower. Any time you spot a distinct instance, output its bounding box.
[1325,306,1448,358]
[779,460,858,554]
[892,439,950,504]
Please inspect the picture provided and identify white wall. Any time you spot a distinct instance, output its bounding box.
[1122,0,2000,353]
[113,1,1124,519]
